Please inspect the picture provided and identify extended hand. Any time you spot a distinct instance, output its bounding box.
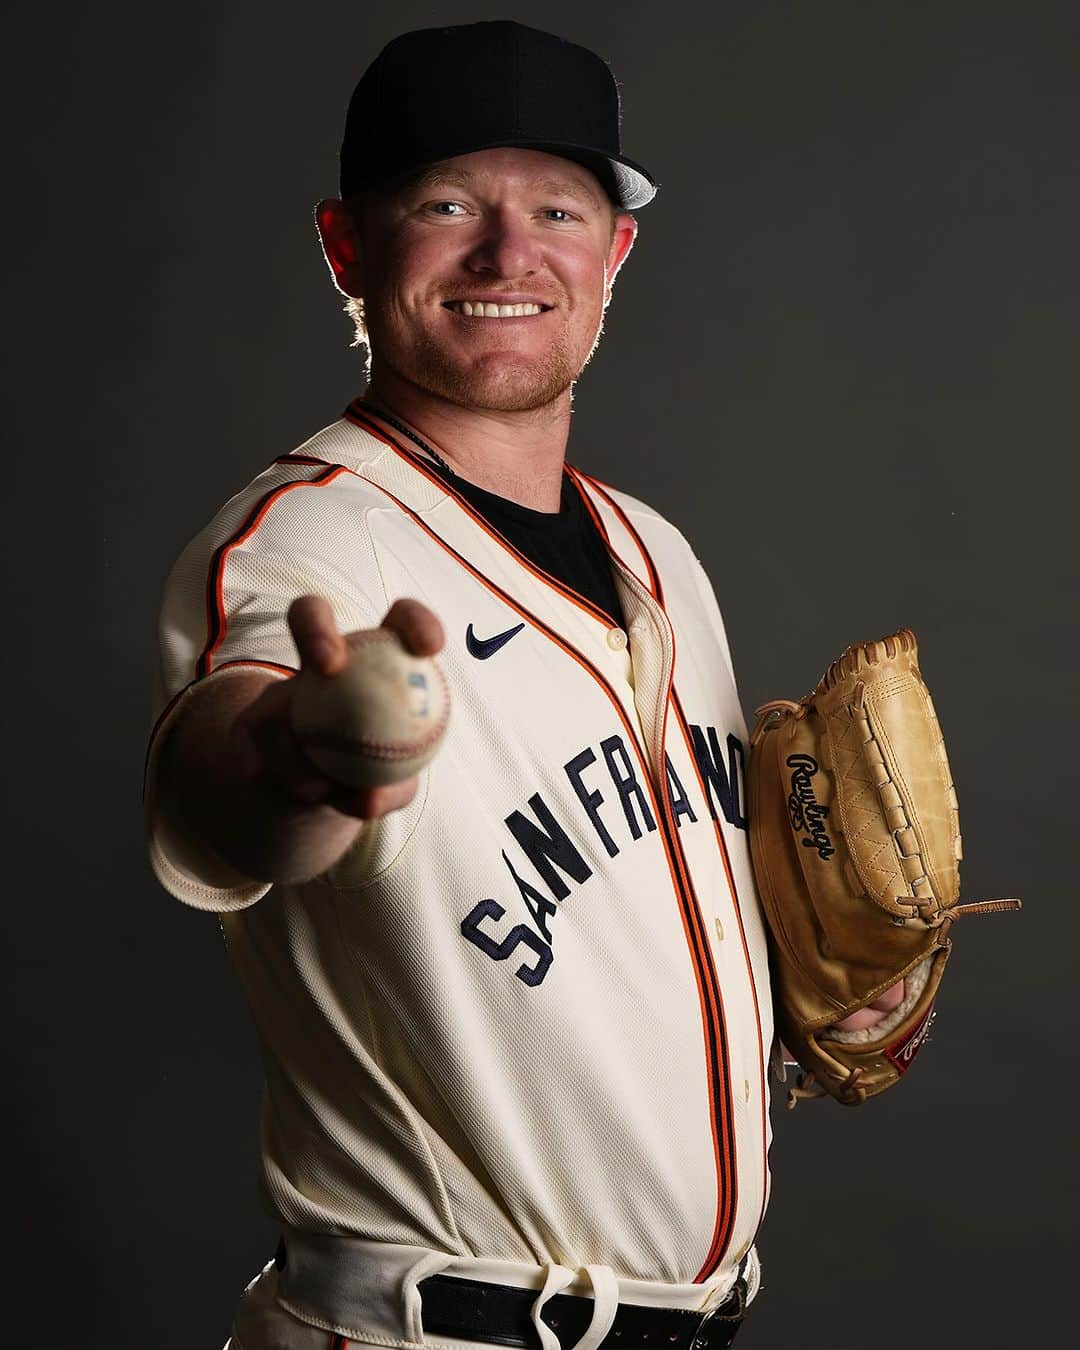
[232,594,445,821]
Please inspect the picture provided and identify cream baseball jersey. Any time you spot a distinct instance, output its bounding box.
[146,407,775,1299]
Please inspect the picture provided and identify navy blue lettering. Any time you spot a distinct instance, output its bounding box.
[460,899,553,987]
[665,754,698,826]
[502,849,559,942]
[504,794,593,900]
[689,726,748,830]
[564,749,619,858]
[600,735,657,840]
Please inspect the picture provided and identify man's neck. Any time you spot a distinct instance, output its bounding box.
[365,373,571,513]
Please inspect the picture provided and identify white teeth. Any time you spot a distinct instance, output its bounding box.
[448,301,543,317]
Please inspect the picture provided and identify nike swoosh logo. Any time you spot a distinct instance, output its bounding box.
[466,622,526,659]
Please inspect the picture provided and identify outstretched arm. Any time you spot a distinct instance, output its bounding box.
[157,595,443,884]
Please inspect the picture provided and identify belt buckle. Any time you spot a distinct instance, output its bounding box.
[690,1275,747,1349]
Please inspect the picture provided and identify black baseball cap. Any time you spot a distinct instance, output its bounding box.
[339,21,657,210]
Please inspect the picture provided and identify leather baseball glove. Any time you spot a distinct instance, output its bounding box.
[748,629,1019,1107]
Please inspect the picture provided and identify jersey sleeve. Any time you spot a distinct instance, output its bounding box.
[145,461,387,912]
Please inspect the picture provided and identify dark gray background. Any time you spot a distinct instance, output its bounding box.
[4,1,1075,1346]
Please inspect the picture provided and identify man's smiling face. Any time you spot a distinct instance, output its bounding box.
[333,147,636,413]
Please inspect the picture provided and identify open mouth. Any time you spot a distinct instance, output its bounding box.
[443,300,553,318]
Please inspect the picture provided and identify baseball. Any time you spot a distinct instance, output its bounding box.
[290,628,450,789]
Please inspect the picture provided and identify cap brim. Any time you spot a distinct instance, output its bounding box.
[506,141,657,209]
[605,157,658,210]
[347,138,657,210]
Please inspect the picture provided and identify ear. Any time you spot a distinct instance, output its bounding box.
[315,198,365,297]
[603,212,638,300]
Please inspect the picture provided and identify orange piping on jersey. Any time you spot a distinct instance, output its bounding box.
[584,473,763,1268]
[289,435,738,1279]
[345,404,619,630]
[566,473,739,1224]
[565,465,660,603]
[575,473,664,603]
[651,660,739,1271]
[197,464,350,680]
[566,465,614,548]
[570,470,744,1274]
[670,685,771,1258]
[142,659,297,801]
[582,473,770,1274]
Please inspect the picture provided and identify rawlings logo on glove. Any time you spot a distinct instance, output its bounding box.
[748,629,1021,1107]
[785,754,835,858]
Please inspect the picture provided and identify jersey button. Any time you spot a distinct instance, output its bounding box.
[606,627,628,651]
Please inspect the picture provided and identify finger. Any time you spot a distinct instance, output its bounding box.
[381,597,445,656]
[329,776,419,820]
[832,979,908,1032]
[832,1006,885,1032]
[288,594,348,675]
[868,979,906,1013]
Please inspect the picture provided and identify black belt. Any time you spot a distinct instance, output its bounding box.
[416,1271,748,1349]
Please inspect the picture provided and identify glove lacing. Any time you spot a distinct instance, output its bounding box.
[787,1067,867,1109]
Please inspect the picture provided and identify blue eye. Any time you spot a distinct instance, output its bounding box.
[429,201,466,216]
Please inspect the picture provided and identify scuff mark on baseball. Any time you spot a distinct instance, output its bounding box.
[290,628,450,788]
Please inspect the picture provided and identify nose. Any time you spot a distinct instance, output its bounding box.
[463,207,541,280]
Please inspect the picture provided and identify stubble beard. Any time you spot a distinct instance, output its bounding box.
[372,308,607,414]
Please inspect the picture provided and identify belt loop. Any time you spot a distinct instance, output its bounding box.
[530,1263,576,1350]
[404,1251,456,1343]
[569,1265,619,1350]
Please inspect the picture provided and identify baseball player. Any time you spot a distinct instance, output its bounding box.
[147,21,903,1349]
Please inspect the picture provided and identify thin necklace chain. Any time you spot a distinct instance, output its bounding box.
[363,404,455,476]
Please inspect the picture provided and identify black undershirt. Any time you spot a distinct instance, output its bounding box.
[430,463,627,631]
